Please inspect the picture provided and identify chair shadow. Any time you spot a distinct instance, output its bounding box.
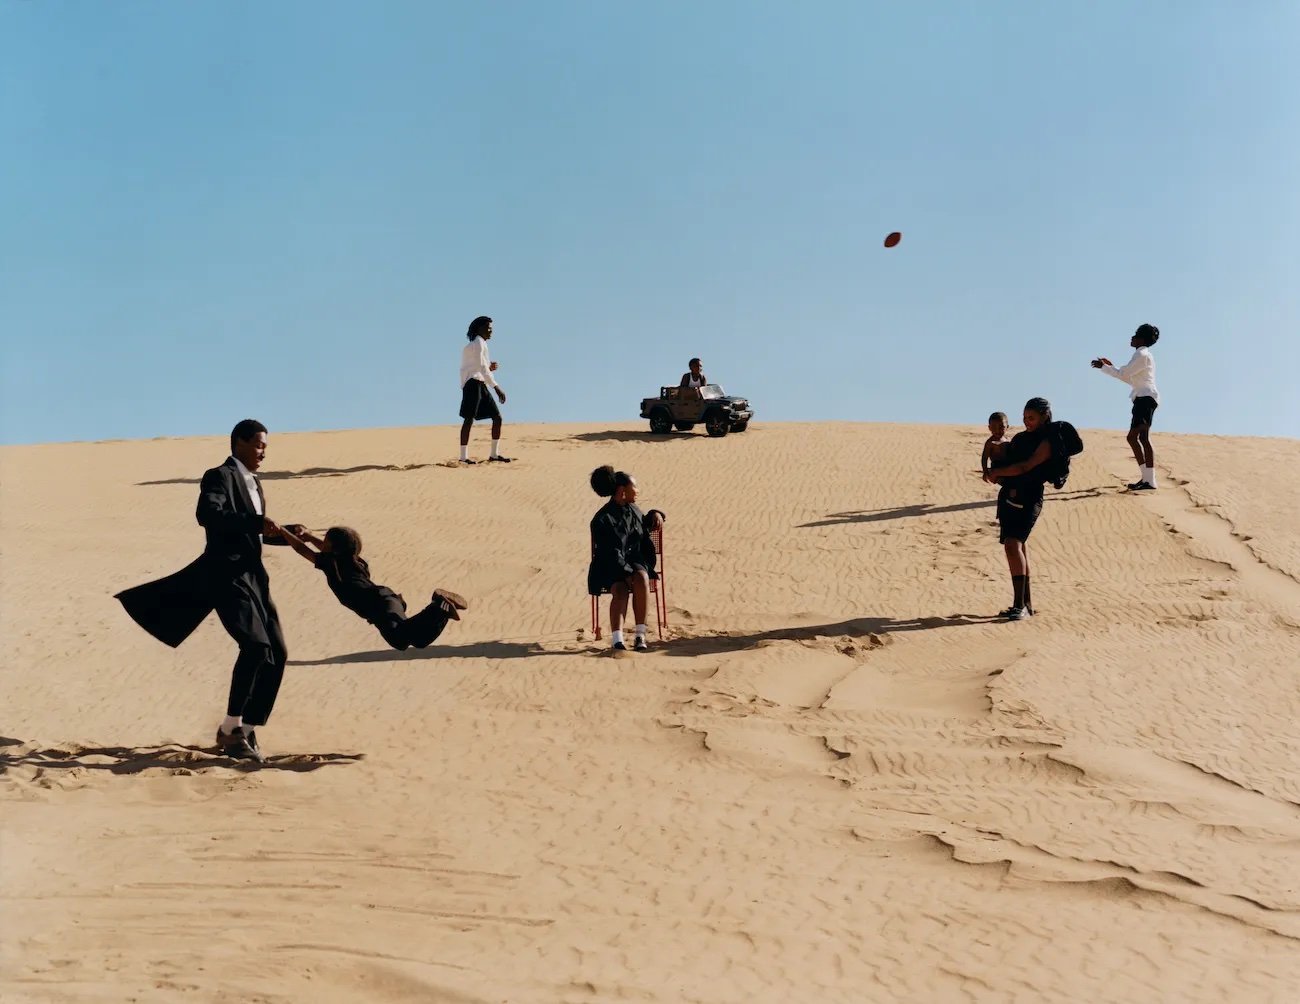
[798,487,1111,528]
[137,464,437,487]
[0,737,363,773]
[659,613,1001,658]
[288,639,569,666]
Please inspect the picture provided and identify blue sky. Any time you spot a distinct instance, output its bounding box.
[2,1,1297,445]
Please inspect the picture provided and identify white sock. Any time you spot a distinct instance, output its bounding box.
[635,624,647,639]
[1136,464,1145,481]
[1144,466,1156,486]
[221,715,243,734]
[490,439,501,459]
[611,629,624,646]
[459,445,469,461]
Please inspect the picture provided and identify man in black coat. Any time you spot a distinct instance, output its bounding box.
[116,419,292,762]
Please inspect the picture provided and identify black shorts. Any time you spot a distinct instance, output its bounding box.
[997,488,1044,543]
[1130,396,1157,428]
[459,379,501,421]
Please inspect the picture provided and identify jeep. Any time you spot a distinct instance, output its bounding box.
[639,384,754,437]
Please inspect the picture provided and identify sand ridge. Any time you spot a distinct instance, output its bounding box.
[3,422,1299,1002]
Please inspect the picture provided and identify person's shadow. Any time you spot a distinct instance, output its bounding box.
[288,639,569,667]
[798,487,1110,528]
[137,463,436,487]
[658,613,1001,658]
[0,736,363,773]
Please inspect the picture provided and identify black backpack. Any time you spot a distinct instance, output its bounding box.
[1042,421,1084,489]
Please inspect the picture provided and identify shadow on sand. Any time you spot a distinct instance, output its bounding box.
[0,736,363,773]
[536,428,748,444]
[288,639,573,667]
[137,464,437,487]
[284,613,1008,667]
[798,487,1111,528]
[655,613,1003,658]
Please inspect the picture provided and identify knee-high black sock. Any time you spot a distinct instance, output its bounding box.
[1011,575,1027,609]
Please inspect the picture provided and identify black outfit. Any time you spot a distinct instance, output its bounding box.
[1130,395,1158,428]
[588,501,663,595]
[315,554,450,650]
[116,459,288,726]
[997,429,1050,544]
[459,379,502,421]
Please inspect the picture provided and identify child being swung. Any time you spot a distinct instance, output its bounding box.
[279,525,468,650]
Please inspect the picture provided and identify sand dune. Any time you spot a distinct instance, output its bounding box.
[3,422,1299,1002]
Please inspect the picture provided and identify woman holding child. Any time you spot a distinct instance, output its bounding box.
[983,397,1057,621]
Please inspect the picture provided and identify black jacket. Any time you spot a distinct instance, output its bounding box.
[588,501,664,595]
[115,459,284,647]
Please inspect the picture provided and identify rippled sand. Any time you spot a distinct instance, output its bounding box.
[3,422,1298,1002]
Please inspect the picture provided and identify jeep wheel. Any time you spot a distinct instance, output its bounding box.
[648,409,673,435]
[673,422,695,432]
[730,420,749,433]
[704,412,730,437]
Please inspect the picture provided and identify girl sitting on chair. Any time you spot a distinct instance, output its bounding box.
[279,525,468,650]
[588,466,665,651]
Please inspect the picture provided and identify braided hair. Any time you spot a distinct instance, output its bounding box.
[1024,397,1053,423]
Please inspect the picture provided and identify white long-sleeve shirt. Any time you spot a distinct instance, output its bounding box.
[231,456,263,515]
[459,336,499,390]
[1101,347,1159,403]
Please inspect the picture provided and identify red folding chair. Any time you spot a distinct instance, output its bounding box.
[590,525,667,640]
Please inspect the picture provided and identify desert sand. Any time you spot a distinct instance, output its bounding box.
[2,421,1299,1003]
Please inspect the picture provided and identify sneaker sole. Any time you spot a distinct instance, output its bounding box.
[433,589,469,620]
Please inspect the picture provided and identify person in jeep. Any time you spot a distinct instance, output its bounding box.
[679,358,708,398]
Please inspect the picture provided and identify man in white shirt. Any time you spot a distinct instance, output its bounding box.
[1092,323,1160,490]
[458,315,510,464]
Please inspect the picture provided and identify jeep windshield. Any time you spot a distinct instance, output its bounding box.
[698,384,726,400]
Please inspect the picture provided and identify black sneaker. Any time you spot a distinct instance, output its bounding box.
[613,641,627,651]
[460,458,478,465]
[633,636,649,652]
[1003,606,1027,621]
[488,455,513,463]
[215,726,262,763]
[433,588,468,620]
[1130,481,1156,491]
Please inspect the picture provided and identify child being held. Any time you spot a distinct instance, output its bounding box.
[982,412,1011,474]
[279,525,468,650]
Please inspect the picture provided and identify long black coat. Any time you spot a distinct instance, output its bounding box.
[115,459,285,648]
[588,501,663,595]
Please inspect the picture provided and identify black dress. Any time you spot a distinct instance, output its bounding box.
[315,554,449,650]
[997,428,1050,543]
[587,501,663,595]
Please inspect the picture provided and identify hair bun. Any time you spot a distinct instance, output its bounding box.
[590,465,617,497]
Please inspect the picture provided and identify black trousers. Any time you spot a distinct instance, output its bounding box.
[373,593,451,651]
[215,580,287,726]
